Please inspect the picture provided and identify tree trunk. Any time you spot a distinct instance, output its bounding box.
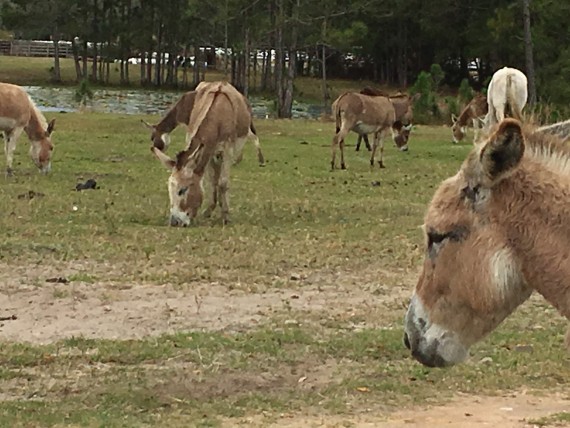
[193,45,200,86]
[52,29,62,83]
[91,0,99,82]
[321,44,329,113]
[320,15,331,114]
[140,52,146,86]
[71,37,83,82]
[523,0,537,105]
[82,41,88,78]
[243,27,250,97]
[278,0,299,118]
[275,0,285,116]
[91,43,98,82]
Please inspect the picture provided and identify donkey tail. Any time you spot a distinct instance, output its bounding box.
[505,73,523,121]
[332,95,344,134]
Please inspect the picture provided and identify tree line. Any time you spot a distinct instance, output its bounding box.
[1,0,569,118]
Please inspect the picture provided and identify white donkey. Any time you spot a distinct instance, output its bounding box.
[483,67,528,128]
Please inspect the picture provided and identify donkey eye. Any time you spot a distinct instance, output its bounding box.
[178,187,188,196]
[428,232,447,246]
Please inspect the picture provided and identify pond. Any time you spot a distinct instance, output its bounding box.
[22,85,326,120]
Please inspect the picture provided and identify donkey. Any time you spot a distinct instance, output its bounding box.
[142,90,265,166]
[355,88,416,152]
[483,67,528,129]
[451,93,488,144]
[404,117,570,367]
[331,91,410,170]
[0,82,55,175]
[151,81,257,226]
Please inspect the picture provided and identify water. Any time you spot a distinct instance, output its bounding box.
[21,85,325,120]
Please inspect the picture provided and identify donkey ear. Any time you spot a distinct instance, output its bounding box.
[47,119,56,135]
[451,114,458,123]
[141,119,155,130]
[479,118,525,184]
[151,146,175,170]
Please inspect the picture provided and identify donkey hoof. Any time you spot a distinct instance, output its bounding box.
[341,163,347,170]
[378,162,386,169]
[5,168,13,177]
[222,217,231,226]
[202,209,213,218]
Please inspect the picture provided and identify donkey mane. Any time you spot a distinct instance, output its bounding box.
[524,123,570,176]
[359,86,390,97]
[28,94,48,131]
[456,94,486,126]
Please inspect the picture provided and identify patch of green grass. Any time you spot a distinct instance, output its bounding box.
[529,412,570,427]
[0,112,466,286]
[0,316,567,426]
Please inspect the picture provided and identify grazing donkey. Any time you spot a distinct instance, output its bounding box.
[0,82,55,175]
[142,90,265,166]
[355,88,416,152]
[450,93,488,144]
[151,81,257,226]
[404,117,570,367]
[483,67,528,129]
[331,91,410,170]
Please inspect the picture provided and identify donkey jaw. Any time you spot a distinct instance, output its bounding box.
[404,295,469,368]
[169,208,191,227]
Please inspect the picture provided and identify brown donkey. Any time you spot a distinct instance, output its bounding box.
[355,87,417,152]
[151,81,256,226]
[0,83,55,175]
[331,91,410,170]
[451,93,488,144]
[404,117,570,367]
[142,90,265,166]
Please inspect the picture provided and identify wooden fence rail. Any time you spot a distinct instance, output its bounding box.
[0,40,74,58]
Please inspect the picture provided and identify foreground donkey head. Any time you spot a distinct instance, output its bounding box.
[152,145,205,226]
[404,118,570,367]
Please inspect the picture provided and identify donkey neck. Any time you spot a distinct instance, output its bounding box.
[156,105,181,134]
[456,105,474,126]
[24,109,47,141]
[494,164,570,318]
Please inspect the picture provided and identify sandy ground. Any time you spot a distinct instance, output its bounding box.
[0,261,568,427]
[228,392,570,427]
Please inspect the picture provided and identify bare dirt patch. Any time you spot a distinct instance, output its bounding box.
[0,261,413,345]
[228,391,570,427]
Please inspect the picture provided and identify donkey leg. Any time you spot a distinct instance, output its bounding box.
[472,119,480,144]
[371,130,386,169]
[496,105,505,123]
[4,128,22,176]
[331,132,345,170]
[203,160,221,218]
[339,138,347,170]
[356,134,362,151]
[250,132,265,166]
[363,134,371,151]
[370,132,379,167]
[217,154,232,225]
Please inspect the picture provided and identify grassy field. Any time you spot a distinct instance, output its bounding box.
[0,110,568,427]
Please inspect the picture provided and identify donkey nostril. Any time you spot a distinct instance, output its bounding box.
[404,333,411,350]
